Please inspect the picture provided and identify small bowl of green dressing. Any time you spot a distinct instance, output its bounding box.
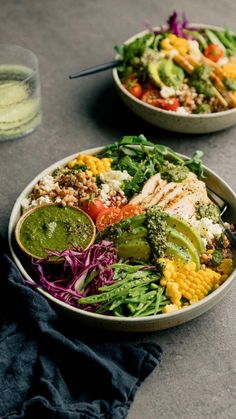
[15,204,96,261]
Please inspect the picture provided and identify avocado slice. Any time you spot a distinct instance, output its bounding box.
[117,238,151,261]
[148,60,165,88]
[158,59,184,88]
[167,228,200,270]
[166,242,191,264]
[166,215,205,254]
[116,226,148,243]
[148,59,184,89]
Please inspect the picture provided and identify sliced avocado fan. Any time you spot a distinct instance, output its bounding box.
[148,59,184,89]
[166,214,205,254]
[167,227,201,270]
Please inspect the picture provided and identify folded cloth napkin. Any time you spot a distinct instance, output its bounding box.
[0,246,162,419]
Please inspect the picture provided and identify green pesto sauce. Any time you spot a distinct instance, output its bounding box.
[160,162,189,183]
[19,205,94,258]
[146,206,168,258]
[195,201,220,223]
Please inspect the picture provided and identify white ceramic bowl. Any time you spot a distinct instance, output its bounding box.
[113,24,236,134]
[8,145,236,332]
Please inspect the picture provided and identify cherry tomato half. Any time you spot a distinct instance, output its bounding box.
[124,75,143,99]
[82,199,105,222]
[142,90,179,111]
[120,204,144,219]
[141,89,161,106]
[96,207,122,231]
[128,82,143,98]
[204,44,224,63]
[154,98,179,111]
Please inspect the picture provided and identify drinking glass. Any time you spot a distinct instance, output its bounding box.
[0,44,42,141]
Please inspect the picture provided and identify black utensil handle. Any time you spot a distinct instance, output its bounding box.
[224,227,236,250]
[69,60,121,79]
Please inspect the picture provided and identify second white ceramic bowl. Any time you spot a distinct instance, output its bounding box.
[113,24,236,134]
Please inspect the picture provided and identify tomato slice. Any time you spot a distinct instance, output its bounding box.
[82,199,105,222]
[204,44,224,63]
[127,82,143,98]
[121,204,144,219]
[96,208,122,231]
[141,89,161,106]
[142,90,179,111]
[155,98,179,111]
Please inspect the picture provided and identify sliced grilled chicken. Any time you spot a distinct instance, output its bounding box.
[151,182,186,208]
[130,171,209,222]
[142,178,167,206]
[130,173,162,205]
[163,191,208,221]
[156,174,210,221]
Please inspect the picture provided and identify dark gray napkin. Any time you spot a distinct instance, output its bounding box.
[0,247,162,419]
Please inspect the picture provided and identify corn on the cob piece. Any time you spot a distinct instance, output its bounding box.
[161,34,189,56]
[221,62,236,79]
[159,258,226,308]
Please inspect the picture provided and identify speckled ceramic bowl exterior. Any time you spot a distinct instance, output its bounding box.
[8,146,236,333]
[113,24,236,134]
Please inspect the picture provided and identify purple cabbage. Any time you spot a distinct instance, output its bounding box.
[145,11,194,38]
[29,241,118,309]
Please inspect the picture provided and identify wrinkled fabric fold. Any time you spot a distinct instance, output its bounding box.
[0,255,162,419]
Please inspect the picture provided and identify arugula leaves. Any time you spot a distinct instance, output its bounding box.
[99,135,204,199]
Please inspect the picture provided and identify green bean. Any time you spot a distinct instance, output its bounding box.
[96,301,113,314]
[113,307,124,317]
[109,297,126,311]
[135,306,163,317]
[150,283,159,289]
[154,288,164,315]
[132,299,154,317]
[99,271,153,292]
[111,263,146,272]
[127,303,137,314]
[79,276,157,304]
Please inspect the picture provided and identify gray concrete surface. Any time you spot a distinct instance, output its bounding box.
[1,1,236,418]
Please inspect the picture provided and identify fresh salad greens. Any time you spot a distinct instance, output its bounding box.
[100,134,204,198]
[115,11,236,114]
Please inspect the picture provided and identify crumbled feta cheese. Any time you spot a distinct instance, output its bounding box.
[48,221,57,237]
[175,107,189,115]
[168,49,179,59]
[188,40,201,62]
[192,217,223,245]
[217,57,229,67]
[21,198,32,211]
[21,195,53,212]
[160,86,175,98]
[31,196,52,207]
[99,170,132,204]
[39,175,58,192]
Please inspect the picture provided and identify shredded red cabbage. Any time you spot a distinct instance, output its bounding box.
[146,11,194,38]
[167,11,189,37]
[30,241,118,309]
